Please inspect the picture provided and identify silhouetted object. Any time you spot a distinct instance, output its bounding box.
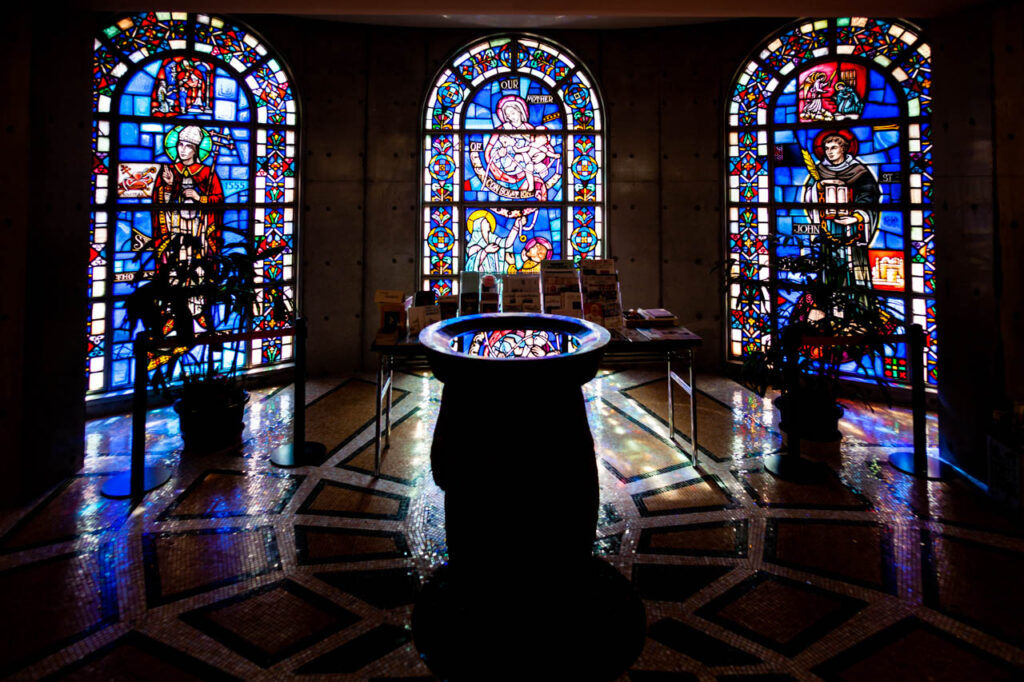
[415,314,645,678]
[272,318,328,467]
[101,333,172,504]
[888,324,946,479]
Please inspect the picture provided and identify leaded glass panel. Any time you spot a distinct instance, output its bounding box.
[421,35,604,293]
[88,13,299,396]
[726,18,935,386]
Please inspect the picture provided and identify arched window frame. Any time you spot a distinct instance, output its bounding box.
[420,33,606,297]
[88,12,300,396]
[725,17,935,386]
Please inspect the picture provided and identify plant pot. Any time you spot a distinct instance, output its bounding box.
[174,390,249,454]
[774,392,844,444]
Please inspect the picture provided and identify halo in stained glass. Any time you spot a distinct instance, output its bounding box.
[88,13,300,395]
[421,34,604,289]
[725,17,935,385]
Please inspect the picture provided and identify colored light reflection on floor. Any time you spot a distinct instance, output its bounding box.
[0,369,1022,679]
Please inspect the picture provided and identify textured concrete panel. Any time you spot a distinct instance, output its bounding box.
[302,181,366,374]
[603,32,660,184]
[608,182,660,311]
[993,1,1024,405]
[661,181,723,367]
[931,9,997,480]
[363,181,420,363]
[367,29,427,183]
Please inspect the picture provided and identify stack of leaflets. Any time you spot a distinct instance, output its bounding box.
[636,326,699,341]
[637,308,678,327]
[502,274,542,312]
[540,259,582,317]
[406,298,441,335]
[579,258,623,329]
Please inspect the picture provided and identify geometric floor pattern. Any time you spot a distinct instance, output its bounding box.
[1,368,1023,679]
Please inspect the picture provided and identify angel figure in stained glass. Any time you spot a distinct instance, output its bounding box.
[800,71,834,122]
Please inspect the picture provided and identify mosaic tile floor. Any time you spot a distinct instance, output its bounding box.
[2,368,1024,680]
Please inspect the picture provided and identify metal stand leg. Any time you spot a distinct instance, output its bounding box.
[667,350,699,465]
[374,353,394,477]
[889,324,945,479]
[386,355,394,446]
[102,334,171,504]
[272,318,327,468]
[667,354,676,442]
[689,349,698,463]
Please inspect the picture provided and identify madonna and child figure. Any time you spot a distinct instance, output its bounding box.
[484,95,558,201]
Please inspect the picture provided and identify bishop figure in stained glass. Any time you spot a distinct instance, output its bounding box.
[152,125,224,261]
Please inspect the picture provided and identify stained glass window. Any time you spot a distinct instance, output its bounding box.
[421,35,605,298]
[727,18,935,386]
[89,12,299,395]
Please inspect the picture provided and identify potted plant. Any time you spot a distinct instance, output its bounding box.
[124,222,287,453]
[738,231,898,449]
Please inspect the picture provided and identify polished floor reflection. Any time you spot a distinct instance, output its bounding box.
[1,368,1023,680]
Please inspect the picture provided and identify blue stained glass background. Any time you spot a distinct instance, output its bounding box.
[117,123,251,204]
[860,69,901,119]
[773,67,900,124]
[772,126,900,203]
[874,211,904,249]
[774,79,799,124]
[464,77,563,130]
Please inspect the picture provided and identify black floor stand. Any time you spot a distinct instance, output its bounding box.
[101,334,172,505]
[889,449,945,480]
[101,461,173,499]
[763,449,828,482]
[271,318,327,468]
[887,324,946,480]
[270,442,327,468]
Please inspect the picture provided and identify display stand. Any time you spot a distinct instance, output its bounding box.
[271,317,328,467]
[888,324,946,479]
[101,334,173,504]
[765,324,943,482]
[102,322,316,504]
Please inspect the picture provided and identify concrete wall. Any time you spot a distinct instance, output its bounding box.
[930,3,1024,481]
[4,11,1022,500]
[253,18,783,373]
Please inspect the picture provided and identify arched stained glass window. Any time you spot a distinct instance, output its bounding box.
[421,34,605,296]
[88,12,299,395]
[726,17,935,386]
